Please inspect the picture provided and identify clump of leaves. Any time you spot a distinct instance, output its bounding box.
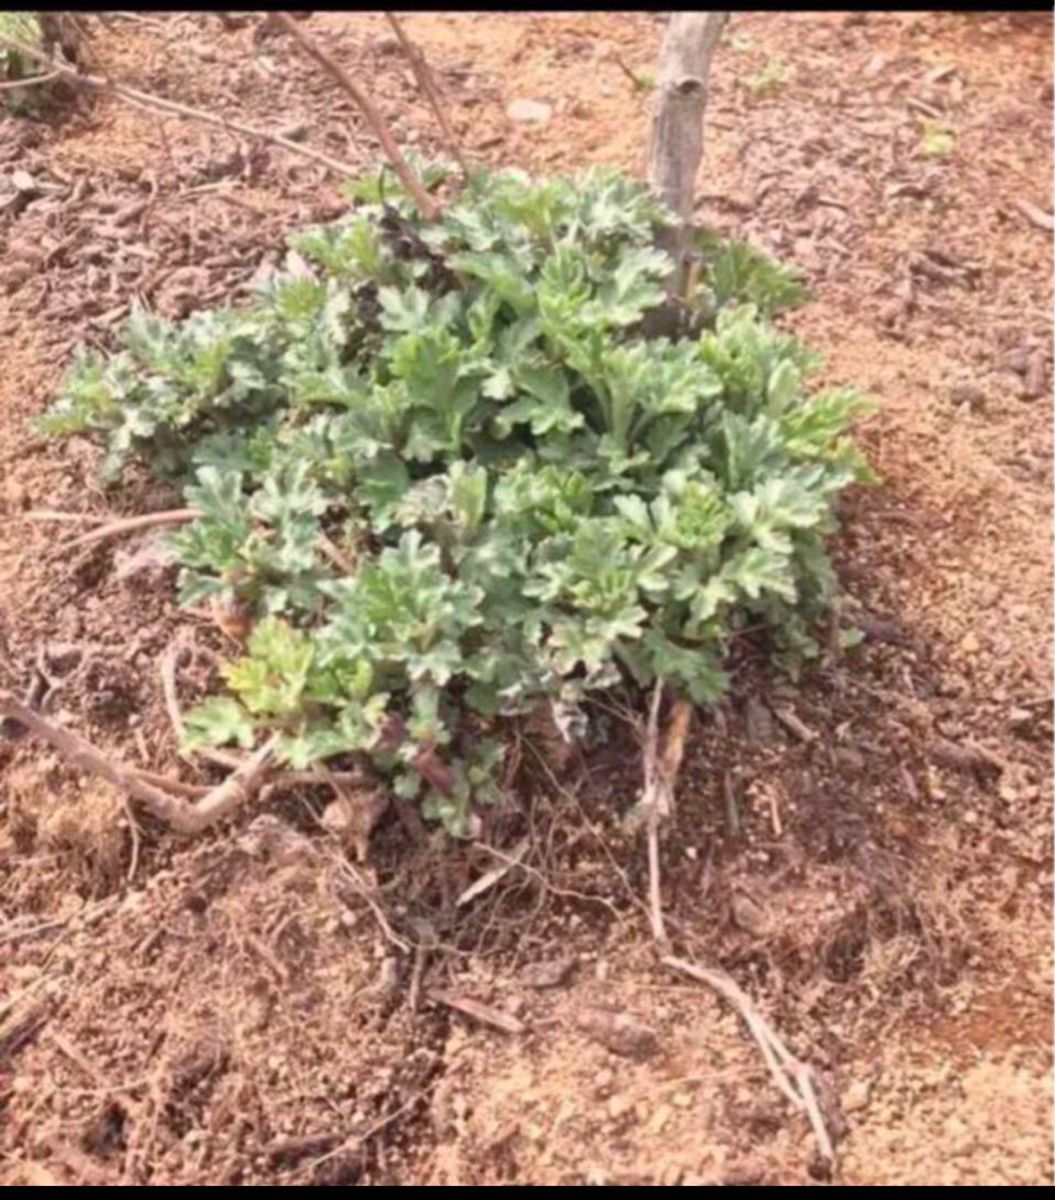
[41,165,873,835]
[693,229,808,317]
[0,11,71,114]
[744,55,790,97]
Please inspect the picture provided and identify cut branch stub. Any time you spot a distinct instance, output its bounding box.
[647,12,729,267]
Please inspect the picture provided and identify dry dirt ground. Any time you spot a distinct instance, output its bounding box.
[0,10,1051,1186]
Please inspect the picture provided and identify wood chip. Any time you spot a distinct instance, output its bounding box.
[924,63,956,85]
[929,738,1004,775]
[506,98,553,124]
[772,706,817,743]
[519,955,578,990]
[1012,197,1055,233]
[1023,350,1048,399]
[574,1007,660,1060]
[430,990,526,1035]
[455,838,529,907]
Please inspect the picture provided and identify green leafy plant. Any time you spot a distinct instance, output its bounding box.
[919,119,956,159]
[744,55,790,97]
[0,11,41,69]
[693,229,808,317]
[40,165,873,835]
[1,12,53,113]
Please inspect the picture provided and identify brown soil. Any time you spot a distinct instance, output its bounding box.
[1,10,1051,1187]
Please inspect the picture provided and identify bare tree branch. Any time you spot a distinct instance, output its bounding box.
[0,691,200,832]
[0,70,61,91]
[383,12,471,181]
[273,12,439,218]
[60,508,200,550]
[0,691,277,835]
[0,32,360,178]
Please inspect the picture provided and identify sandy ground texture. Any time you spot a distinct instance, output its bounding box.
[0,11,1051,1186]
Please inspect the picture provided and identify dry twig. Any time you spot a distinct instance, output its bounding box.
[0,690,277,834]
[455,837,529,907]
[328,852,410,954]
[159,639,189,745]
[1012,196,1055,233]
[134,768,209,799]
[24,509,110,524]
[61,508,200,550]
[640,684,693,944]
[0,691,199,831]
[663,955,836,1165]
[189,736,279,829]
[316,530,356,574]
[273,12,439,218]
[0,70,61,91]
[641,679,668,943]
[383,12,471,180]
[0,32,359,177]
[429,989,526,1035]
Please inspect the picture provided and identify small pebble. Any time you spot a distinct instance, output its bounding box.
[506,98,553,124]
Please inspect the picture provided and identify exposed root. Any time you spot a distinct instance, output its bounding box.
[1,691,206,833]
[640,682,694,945]
[664,955,837,1167]
[0,690,277,835]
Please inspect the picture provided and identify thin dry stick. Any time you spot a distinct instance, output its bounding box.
[663,955,835,1163]
[669,957,800,1105]
[134,768,209,799]
[1013,195,1055,233]
[429,989,526,1035]
[611,51,647,91]
[50,504,356,564]
[175,735,279,830]
[273,12,439,219]
[0,691,199,831]
[383,12,471,180]
[62,508,201,550]
[455,837,529,907]
[159,640,188,745]
[642,679,668,944]
[25,509,111,524]
[523,739,651,925]
[0,33,359,178]
[291,1078,442,1183]
[0,70,61,91]
[1,691,278,835]
[123,796,143,882]
[479,841,623,921]
[316,530,355,574]
[639,687,693,945]
[329,852,410,954]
